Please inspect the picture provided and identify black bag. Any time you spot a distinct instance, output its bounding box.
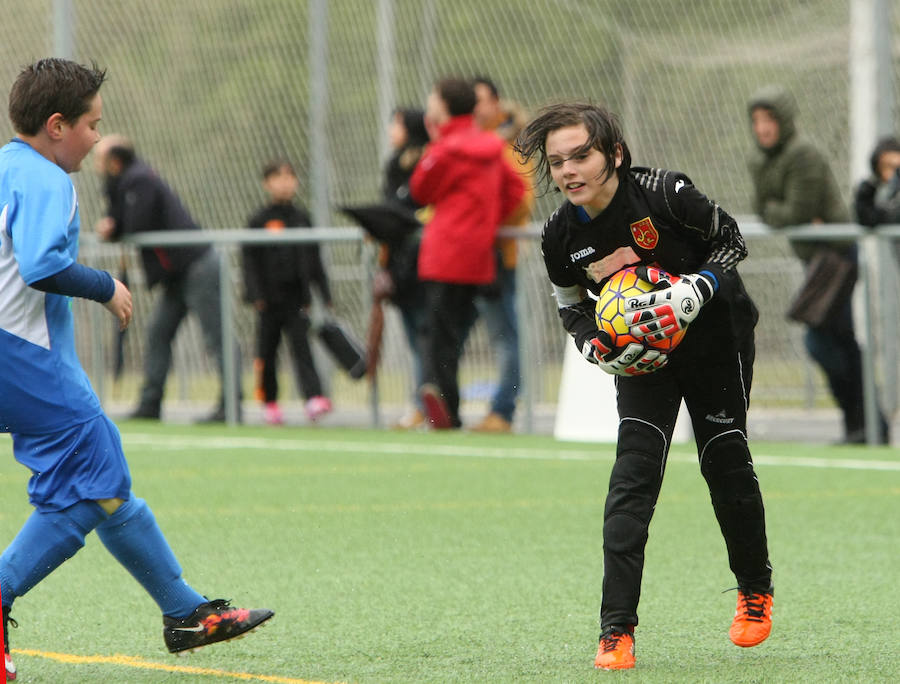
[317,319,367,379]
[786,248,858,328]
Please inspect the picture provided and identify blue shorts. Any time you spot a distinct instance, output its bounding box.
[12,414,132,512]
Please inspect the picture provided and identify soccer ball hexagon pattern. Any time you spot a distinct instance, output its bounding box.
[594,266,687,353]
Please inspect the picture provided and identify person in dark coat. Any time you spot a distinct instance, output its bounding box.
[94,134,239,423]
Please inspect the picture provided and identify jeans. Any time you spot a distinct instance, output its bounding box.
[474,264,521,422]
[398,299,425,410]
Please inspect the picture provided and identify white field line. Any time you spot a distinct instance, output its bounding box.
[123,434,900,472]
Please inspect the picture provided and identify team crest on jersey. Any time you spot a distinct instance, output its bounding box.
[630,217,658,249]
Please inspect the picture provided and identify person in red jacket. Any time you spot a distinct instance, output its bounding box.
[410,77,525,429]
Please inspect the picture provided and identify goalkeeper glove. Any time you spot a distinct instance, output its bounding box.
[581,330,668,376]
[625,266,716,343]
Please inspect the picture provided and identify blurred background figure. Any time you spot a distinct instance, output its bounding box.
[470,76,535,433]
[854,136,900,230]
[379,108,429,429]
[747,86,888,444]
[94,135,241,423]
[242,159,333,425]
[410,77,525,429]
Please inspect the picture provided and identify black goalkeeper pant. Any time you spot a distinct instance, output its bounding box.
[600,328,772,629]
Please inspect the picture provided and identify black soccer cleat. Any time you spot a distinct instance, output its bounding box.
[163,599,273,654]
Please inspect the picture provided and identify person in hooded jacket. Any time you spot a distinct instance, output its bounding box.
[747,85,887,444]
[409,77,525,429]
[854,135,900,230]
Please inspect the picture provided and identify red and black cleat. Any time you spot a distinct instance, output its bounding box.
[163,599,274,654]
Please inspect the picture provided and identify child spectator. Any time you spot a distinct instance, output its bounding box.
[242,160,333,424]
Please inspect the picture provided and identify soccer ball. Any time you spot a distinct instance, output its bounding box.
[594,266,687,353]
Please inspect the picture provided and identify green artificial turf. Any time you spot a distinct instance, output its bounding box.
[1,425,898,683]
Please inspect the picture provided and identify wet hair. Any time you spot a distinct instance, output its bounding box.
[869,136,900,176]
[434,77,476,117]
[515,102,631,192]
[8,58,106,136]
[262,159,296,179]
[395,108,428,148]
[472,76,499,99]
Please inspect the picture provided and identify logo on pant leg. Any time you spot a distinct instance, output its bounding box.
[705,409,734,424]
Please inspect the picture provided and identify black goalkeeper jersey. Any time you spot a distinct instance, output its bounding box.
[541,167,758,349]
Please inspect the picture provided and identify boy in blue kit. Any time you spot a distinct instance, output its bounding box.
[0,58,272,681]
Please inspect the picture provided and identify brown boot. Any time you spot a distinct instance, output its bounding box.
[472,412,512,433]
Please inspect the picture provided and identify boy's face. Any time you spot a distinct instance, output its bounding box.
[546,123,621,218]
[263,166,299,203]
[57,93,103,173]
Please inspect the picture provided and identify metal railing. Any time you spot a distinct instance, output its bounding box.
[86,219,898,444]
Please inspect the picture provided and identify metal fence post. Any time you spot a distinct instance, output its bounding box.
[860,233,880,444]
[514,259,534,433]
[219,249,239,426]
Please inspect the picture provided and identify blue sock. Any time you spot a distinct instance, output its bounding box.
[0,501,106,608]
[95,497,206,618]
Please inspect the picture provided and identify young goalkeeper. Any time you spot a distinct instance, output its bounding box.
[516,102,773,670]
[0,58,272,681]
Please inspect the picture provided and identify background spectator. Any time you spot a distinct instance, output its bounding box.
[380,108,429,429]
[242,159,333,425]
[470,76,535,433]
[410,77,525,429]
[747,85,887,444]
[94,135,240,423]
[854,135,900,228]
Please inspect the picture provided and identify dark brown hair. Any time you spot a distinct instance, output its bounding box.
[8,58,106,136]
[262,159,296,179]
[515,102,631,191]
[434,77,476,117]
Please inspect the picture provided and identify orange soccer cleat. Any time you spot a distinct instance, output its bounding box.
[729,588,773,647]
[594,625,635,670]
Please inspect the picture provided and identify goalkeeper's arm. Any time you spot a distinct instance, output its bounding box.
[553,283,600,357]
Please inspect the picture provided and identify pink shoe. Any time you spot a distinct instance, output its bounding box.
[263,402,283,425]
[305,396,333,422]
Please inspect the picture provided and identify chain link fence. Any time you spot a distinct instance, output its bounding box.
[2,0,898,429]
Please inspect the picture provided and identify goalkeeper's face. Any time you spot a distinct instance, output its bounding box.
[546,123,621,218]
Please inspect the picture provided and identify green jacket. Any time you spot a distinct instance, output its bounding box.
[747,85,850,260]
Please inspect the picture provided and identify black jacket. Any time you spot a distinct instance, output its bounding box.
[103,159,209,288]
[854,173,900,228]
[241,202,331,308]
[541,167,758,352]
